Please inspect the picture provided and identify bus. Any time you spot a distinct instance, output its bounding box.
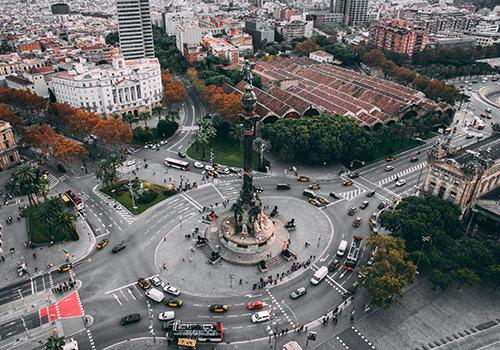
[345,236,363,270]
[63,190,84,211]
[165,157,189,171]
[166,320,223,343]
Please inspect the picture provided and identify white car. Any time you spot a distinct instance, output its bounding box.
[150,276,162,287]
[125,160,136,167]
[163,284,181,296]
[217,167,230,175]
[204,165,214,172]
[384,165,394,171]
[194,161,204,169]
[251,310,271,323]
[395,179,406,187]
[158,311,175,321]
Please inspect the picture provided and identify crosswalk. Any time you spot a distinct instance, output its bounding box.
[377,162,427,186]
[106,283,145,306]
[179,126,199,131]
[266,288,296,328]
[91,188,137,224]
[213,182,240,202]
[338,188,366,201]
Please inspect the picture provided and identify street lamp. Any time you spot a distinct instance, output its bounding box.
[128,176,137,209]
[415,235,431,274]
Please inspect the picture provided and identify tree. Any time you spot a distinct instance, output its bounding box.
[429,269,453,291]
[45,335,65,350]
[293,39,320,56]
[156,119,178,139]
[46,102,75,131]
[51,210,77,240]
[53,138,88,164]
[139,111,151,127]
[92,119,132,149]
[487,265,500,290]
[105,32,119,45]
[452,268,481,289]
[152,105,163,120]
[362,235,416,309]
[65,110,99,137]
[161,71,187,111]
[0,87,46,124]
[14,164,38,205]
[194,118,217,158]
[0,103,23,132]
[95,156,119,187]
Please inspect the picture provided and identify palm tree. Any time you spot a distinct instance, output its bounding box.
[52,210,76,240]
[15,164,38,205]
[45,335,65,350]
[95,159,117,187]
[152,106,163,120]
[230,123,244,149]
[194,119,217,159]
[36,198,59,227]
[139,112,151,127]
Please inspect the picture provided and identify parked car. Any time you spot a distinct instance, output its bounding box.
[150,276,162,287]
[378,202,386,210]
[137,278,151,290]
[348,207,357,216]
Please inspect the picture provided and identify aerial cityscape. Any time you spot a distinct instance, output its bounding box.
[0,0,499,349]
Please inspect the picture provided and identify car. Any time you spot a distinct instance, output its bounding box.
[410,156,419,162]
[297,176,310,182]
[207,170,218,178]
[112,243,126,253]
[386,156,396,162]
[277,183,291,190]
[178,151,186,158]
[247,300,264,310]
[96,239,108,249]
[308,183,320,190]
[228,167,239,174]
[348,172,359,179]
[217,167,230,175]
[193,161,204,169]
[120,313,141,325]
[384,165,394,171]
[158,311,175,321]
[209,304,229,313]
[378,202,386,210]
[486,107,492,113]
[137,278,151,290]
[330,192,341,199]
[251,310,271,323]
[328,258,341,272]
[476,133,484,139]
[352,217,362,228]
[204,165,215,172]
[343,180,353,186]
[348,207,357,216]
[308,198,320,207]
[316,196,329,205]
[395,179,406,187]
[366,190,376,197]
[150,276,162,287]
[124,159,136,167]
[290,287,307,299]
[346,282,360,295]
[360,201,369,209]
[58,263,73,272]
[165,298,183,307]
[254,186,264,193]
[163,285,181,296]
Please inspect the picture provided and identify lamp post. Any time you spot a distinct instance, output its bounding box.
[128,176,137,209]
[415,235,431,274]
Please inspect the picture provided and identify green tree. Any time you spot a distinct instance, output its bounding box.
[194,118,217,158]
[486,265,500,290]
[95,154,121,187]
[156,119,178,139]
[105,32,119,45]
[14,164,38,205]
[452,268,481,289]
[362,235,416,309]
[152,105,163,120]
[429,269,453,291]
[45,335,65,350]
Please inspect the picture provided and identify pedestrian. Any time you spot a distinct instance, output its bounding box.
[188,257,192,263]
[163,263,167,270]
[1,256,4,262]
[239,278,243,285]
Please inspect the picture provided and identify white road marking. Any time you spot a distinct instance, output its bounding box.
[113,294,122,305]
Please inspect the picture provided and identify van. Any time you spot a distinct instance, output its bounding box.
[277,183,291,190]
[303,189,316,198]
[310,266,328,285]
[251,310,271,323]
[336,240,348,256]
[145,288,165,303]
[283,341,303,350]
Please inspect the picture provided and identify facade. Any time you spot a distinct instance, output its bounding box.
[0,54,49,76]
[422,135,500,214]
[281,21,313,41]
[309,50,334,63]
[201,37,239,65]
[49,57,162,117]
[465,32,500,47]
[370,20,429,57]
[342,0,369,27]
[162,9,195,36]
[51,3,70,15]
[244,20,275,44]
[0,121,20,170]
[176,25,203,52]
[116,0,154,60]
[5,75,35,93]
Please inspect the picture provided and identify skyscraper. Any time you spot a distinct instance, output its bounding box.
[117,0,154,60]
[331,0,368,27]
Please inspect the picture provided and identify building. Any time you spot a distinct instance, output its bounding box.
[465,32,500,47]
[370,20,429,58]
[422,134,500,214]
[17,41,42,54]
[339,0,369,27]
[281,21,313,41]
[435,37,476,50]
[0,121,20,170]
[162,9,196,36]
[309,50,334,63]
[49,56,162,117]
[244,20,275,45]
[116,0,154,60]
[201,37,239,65]
[176,24,203,52]
[0,54,49,76]
[51,3,70,15]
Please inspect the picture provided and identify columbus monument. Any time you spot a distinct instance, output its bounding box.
[219,61,277,254]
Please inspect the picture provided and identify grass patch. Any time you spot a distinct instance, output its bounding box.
[369,137,423,161]
[101,180,176,215]
[187,133,267,169]
[27,202,78,245]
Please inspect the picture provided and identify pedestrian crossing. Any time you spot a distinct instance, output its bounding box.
[338,188,366,201]
[91,188,137,224]
[265,288,295,328]
[377,162,427,186]
[214,182,240,202]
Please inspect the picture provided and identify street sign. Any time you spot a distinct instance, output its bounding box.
[308,332,317,341]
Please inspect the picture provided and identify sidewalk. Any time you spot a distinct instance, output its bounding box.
[0,203,94,287]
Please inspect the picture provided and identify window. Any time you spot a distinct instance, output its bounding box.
[437,186,446,199]
[449,191,457,203]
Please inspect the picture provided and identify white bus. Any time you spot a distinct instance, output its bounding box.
[165,157,189,171]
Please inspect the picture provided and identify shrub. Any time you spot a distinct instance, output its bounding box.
[137,189,158,204]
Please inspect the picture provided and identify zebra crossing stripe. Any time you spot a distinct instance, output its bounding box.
[339,188,366,201]
[377,162,427,186]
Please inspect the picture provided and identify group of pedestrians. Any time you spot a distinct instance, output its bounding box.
[51,278,76,294]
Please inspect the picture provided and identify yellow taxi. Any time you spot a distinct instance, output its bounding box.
[308,183,320,190]
[58,263,73,272]
[209,304,229,313]
[96,239,108,250]
[342,180,353,186]
[308,198,320,207]
[297,176,310,182]
[166,298,184,307]
[316,196,329,205]
[386,156,396,162]
[137,278,151,290]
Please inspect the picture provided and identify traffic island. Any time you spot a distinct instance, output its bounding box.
[101,179,177,215]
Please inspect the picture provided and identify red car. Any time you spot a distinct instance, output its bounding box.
[247,300,264,310]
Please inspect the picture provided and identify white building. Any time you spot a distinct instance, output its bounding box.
[309,50,334,63]
[162,9,196,36]
[117,0,155,60]
[49,57,163,117]
[176,24,203,51]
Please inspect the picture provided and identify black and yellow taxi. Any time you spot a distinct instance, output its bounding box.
[58,263,73,272]
[316,196,329,205]
[386,155,396,162]
[209,304,229,313]
[137,278,151,290]
[96,239,108,250]
[308,183,320,190]
[297,176,310,182]
[342,179,353,186]
[165,298,184,307]
[308,198,320,207]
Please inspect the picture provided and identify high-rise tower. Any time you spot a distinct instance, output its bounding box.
[117,0,155,60]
